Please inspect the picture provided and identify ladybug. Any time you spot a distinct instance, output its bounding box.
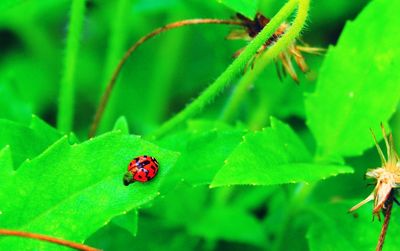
[123,155,159,186]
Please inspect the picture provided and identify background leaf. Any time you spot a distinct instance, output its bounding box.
[0,81,31,123]
[211,118,353,187]
[307,201,400,251]
[305,0,400,159]
[111,210,138,237]
[189,205,266,246]
[0,145,13,179]
[218,0,259,19]
[0,117,62,166]
[158,120,245,186]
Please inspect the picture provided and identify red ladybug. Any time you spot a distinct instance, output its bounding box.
[123,155,159,186]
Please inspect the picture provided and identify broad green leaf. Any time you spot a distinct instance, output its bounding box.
[0,118,61,166]
[0,146,13,178]
[157,121,245,186]
[174,129,244,185]
[211,118,353,187]
[29,115,63,143]
[231,186,276,210]
[305,0,400,159]
[112,210,138,237]
[0,56,59,114]
[144,184,267,247]
[0,131,179,250]
[86,219,199,251]
[307,201,400,251]
[88,187,204,251]
[189,205,266,246]
[218,0,258,19]
[145,185,209,229]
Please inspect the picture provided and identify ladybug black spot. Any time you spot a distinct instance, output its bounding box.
[125,155,160,185]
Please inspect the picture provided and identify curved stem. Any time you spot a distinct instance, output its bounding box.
[148,0,300,140]
[221,0,310,122]
[0,229,100,251]
[57,0,86,132]
[88,19,243,138]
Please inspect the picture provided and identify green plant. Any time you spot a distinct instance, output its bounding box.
[1,0,400,250]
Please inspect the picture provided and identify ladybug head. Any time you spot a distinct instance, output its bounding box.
[123,171,134,186]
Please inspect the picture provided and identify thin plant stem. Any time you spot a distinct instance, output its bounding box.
[376,199,393,251]
[57,0,86,132]
[101,0,131,90]
[144,8,189,127]
[221,0,310,122]
[88,19,243,138]
[148,0,299,140]
[0,229,100,251]
[271,182,315,251]
[95,0,131,135]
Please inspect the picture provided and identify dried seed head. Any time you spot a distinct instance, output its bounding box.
[228,12,324,82]
[349,124,400,218]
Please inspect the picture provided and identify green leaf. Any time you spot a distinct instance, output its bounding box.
[176,129,245,185]
[29,115,63,143]
[211,118,353,187]
[113,116,130,134]
[0,81,31,123]
[307,201,400,251]
[0,131,179,250]
[305,0,400,159]
[157,121,245,186]
[0,145,13,179]
[218,0,259,19]
[189,206,266,246]
[0,118,62,167]
[112,210,138,237]
[0,0,24,12]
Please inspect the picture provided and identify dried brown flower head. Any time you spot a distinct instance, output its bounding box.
[227,13,324,83]
[349,124,400,219]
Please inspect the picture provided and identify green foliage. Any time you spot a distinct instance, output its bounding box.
[0,117,61,166]
[1,0,400,250]
[57,0,86,132]
[305,0,400,160]
[0,0,23,11]
[189,205,266,246]
[307,201,400,251]
[211,118,353,187]
[0,127,178,250]
[111,210,139,237]
[0,82,31,123]
[158,121,245,186]
[218,0,259,19]
[112,116,130,134]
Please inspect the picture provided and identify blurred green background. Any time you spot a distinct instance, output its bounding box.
[1,0,385,250]
[0,0,367,137]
